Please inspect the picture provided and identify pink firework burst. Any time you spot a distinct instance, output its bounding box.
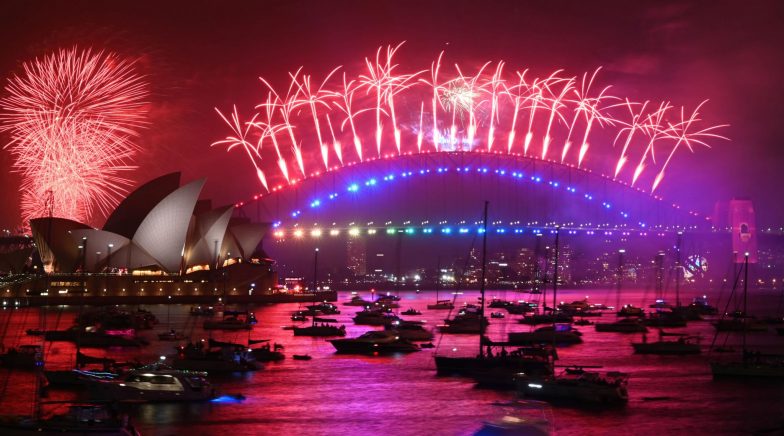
[0,47,148,226]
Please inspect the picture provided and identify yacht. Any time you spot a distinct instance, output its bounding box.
[616,304,644,317]
[353,309,400,326]
[293,317,346,337]
[343,295,373,306]
[305,302,341,315]
[427,300,455,310]
[172,341,259,372]
[631,333,701,355]
[401,308,422,316]
[595,318,648,333]
[642,311,687,328]
[203,311,255,330]
[329,331,420,354]
[508,325,583,346]
[384,320,434,341]
[516,366,629,405]
[518,313,573,326]
[439,306,488,334]
[85,365,215,402]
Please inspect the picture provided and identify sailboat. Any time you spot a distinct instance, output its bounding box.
[516,228,630,406]
[427,258,454,310]
[631,330,701,355]
[293,249,346,337]
[710,253,784,378]
[434,202,555,387]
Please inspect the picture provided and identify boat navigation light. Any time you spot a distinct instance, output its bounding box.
[528,383,543,389]
[160,355,166,361]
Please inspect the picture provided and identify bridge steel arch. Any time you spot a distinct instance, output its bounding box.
[236,152,709,235]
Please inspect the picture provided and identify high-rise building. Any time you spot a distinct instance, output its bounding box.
[346,237,367,277]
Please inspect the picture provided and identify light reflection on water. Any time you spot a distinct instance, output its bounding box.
[0,288,783,435]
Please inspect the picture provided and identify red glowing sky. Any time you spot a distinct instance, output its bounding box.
[0,0,782,229]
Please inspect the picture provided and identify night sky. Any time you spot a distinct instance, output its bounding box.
[1,0,783,229]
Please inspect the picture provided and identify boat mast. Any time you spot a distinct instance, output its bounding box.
[552,227,560,353]
[676,231,683,307]
[742,252,749,358]
[312,247,319,327]
[478,201,489,359]
[435,256,441,303]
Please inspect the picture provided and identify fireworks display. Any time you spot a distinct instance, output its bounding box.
[0,47,148,226]
[214,44,727,197]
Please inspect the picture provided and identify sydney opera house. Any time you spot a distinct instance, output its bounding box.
[0,173,321,305]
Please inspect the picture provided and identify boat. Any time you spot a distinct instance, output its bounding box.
[343,295,373,306]
[44,326,146,348]
[518,313,573,325]
[574,319,593,326]
[157,330,187,341]
[203,311,254,330]
[353,309,400,326]
[642,311,687,328]
[516,366,629,406]
[616,304,645,317]
[385,320,434,341]
[84,363,215,402]
[0,345,43,369]
[435,203,554,389]
[329,330,420,354]
[631,331,701,355]
[292,354,312,361]
[401,308,422,316]
[44,351,120,387]
[475,400,553,436]
[293,317,346,337]
[246,339,285,362]
[172,340,259,372]
[712,314,768,332]
[439,306,488,334]
[427,299,455,310]
[710,254,784,378]
[686,295,718,315]
[305,302,341,315]
[290,310,308,322]
[427,259,454,310]
[505,302,537,315]
[595,318,648,333]
[490,312,506,319]
[488,298,511,309]
[190,306,216,316]
[508,325,583,346]
[0,403,140,435]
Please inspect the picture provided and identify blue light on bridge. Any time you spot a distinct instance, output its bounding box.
[423,228,433,234]
[405,227,415,234]
[365,178,377,186]
[310,199,321,208]
[477,228,486,234]
[496,228,506,233]
[347,183,359,192]
[442,227,452,234]
[459,227,469,234]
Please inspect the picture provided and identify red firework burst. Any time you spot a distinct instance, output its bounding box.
[0,47,148,226]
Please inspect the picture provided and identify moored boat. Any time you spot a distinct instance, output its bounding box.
[329,331,420,354]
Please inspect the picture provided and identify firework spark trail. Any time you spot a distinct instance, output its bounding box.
[482,62,505,152]
[631,101,672,186]
[292,68,340,170]
[325,113,342,166]
[0,47,148,225]
[523,77,547,155]
[417,102,424,152]
[212,106,268,191]
[504,70,529,154]
[541,73,574,160]
[333,73,364,161]
[614,99,649,178]
[215,45,727,195]
[255,92,291,184]
[651,101,729,193]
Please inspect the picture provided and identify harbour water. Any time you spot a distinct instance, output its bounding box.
[1,288,783,435]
